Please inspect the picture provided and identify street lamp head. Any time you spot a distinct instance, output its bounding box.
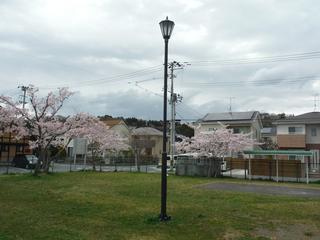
[159,16,175,40]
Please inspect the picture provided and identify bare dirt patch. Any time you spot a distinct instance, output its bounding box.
[254,224,320,240]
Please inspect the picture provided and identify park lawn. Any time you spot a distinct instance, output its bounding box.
[0,172,320,240]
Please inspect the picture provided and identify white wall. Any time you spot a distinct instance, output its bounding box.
[306,125,320,144]
[68,138,87,155]
[277,124,306,135]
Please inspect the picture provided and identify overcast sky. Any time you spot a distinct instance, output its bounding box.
[1,0,320,120]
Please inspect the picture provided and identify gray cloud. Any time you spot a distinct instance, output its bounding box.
[1,0,320,120]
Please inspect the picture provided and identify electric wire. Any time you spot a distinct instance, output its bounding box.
[188,51,320,67]
[181,75,319,88]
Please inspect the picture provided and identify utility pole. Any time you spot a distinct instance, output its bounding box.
[168,61,185,171]
[18,85,29,109]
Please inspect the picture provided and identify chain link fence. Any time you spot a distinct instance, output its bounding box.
[0,156,161,174]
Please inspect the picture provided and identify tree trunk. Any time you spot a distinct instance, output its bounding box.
[43,151,52,174]
[34,148,45,176]
[92,149,96,171]
[207,158,212,177]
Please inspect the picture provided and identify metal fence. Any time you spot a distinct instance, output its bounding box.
[176,157,222,177]
[224,158,320,183]
[0,156,160,175]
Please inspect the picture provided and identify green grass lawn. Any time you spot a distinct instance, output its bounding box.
[0,172,320,240]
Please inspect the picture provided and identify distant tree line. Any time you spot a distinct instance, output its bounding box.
[98,115,194,138]
[260,112,294,127]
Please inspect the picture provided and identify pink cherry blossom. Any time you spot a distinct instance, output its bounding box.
[176,124,259,157]
[0,85,128,174]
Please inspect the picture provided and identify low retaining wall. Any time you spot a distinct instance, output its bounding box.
[176,157,222,177]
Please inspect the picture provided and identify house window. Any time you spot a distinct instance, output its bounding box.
[145,148,152,156]
[16,145,24,153]
[233,128,240,134]
[311,128,317,137]
[289,155,296,160]
[1,145,8,152]
[288,127,303,134]
[208,128,216,131]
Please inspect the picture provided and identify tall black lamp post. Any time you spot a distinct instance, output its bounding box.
[159,16,175,221]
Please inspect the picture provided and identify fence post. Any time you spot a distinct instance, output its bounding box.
[249,155,251,180]
[305,156,309,184]
[269,159,272,181]
[6,160,9,174]
[244,159,247,180]
[114,157,117,172]
[276,155,279,182]
[145,158,148,173]
[281,159,284,182]
[230,158,232,177]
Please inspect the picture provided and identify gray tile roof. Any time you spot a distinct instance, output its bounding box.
[201,111,257,122]
[274,112,320,124]
[294,112,320,119]
[131,127,163,136]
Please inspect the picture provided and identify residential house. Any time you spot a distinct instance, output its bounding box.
[67,119,130,159]
[101,119,130,138]
[0,133,31,164]
[273,112,320,170]
[130,127,164,162]
[196,111,263,142]
[273,112,320,151]
[261,127,277,147]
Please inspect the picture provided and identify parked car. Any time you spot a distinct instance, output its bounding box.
[12,154,39,169]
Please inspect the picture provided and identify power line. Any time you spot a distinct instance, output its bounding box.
[178,102,203,117]
[176,104,202,119]
[181,75,319,88]
[188,51,320,67]
[37,65,163,89]
[36,51,320,89]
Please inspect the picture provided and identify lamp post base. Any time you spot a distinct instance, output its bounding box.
[159,214,171,222]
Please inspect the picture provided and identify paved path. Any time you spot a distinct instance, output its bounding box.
[0,166,30,174]
[200,182,320,198]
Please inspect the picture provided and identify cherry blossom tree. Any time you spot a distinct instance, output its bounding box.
[0,86,82,174]
[177,125,258,156]
[0,104,27,138]
[0,86,129,174]
[67,114,129,171]
[176,124,259,176]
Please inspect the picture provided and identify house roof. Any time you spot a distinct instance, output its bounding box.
[201,111,259,122]
[294,112,320,119]
[101,119,124,128]
[274,112,320,125]
[131,127,163,136]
